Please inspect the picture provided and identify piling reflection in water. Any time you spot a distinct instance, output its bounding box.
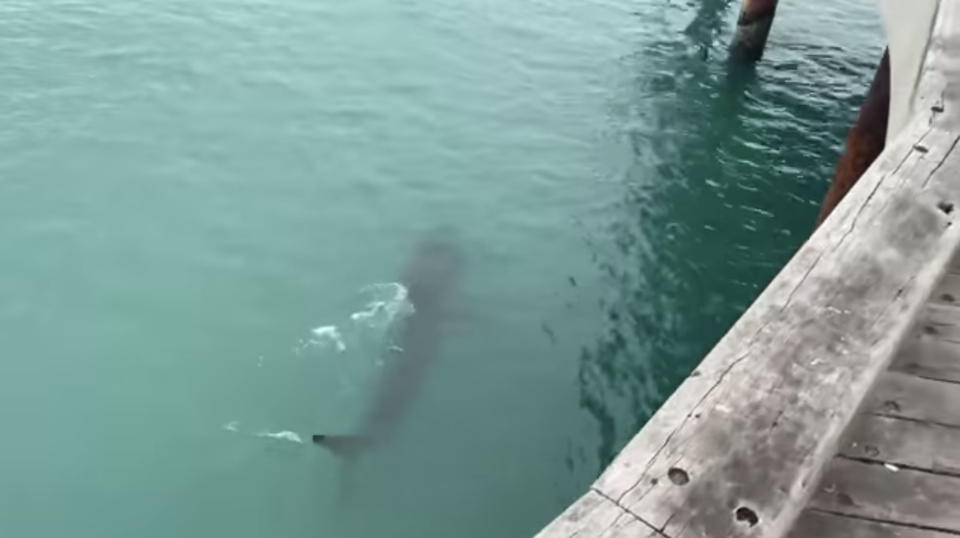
[575,2,884,471]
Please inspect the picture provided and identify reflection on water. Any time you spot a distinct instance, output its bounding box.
[576,0,884,469]
[684,0,738,56]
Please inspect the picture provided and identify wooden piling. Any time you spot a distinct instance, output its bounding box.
[729,0,780,62]
[814,48,891,229]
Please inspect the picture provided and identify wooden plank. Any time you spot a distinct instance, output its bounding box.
[890,328,960,383]
[531,490,659,538]
[840,414,960,475]
[789,510,956,538]
[914,303,960,343]
[867,372,960,428]
[810,458,960,533]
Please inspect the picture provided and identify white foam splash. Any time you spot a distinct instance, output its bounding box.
[223,422,305,445]
[311,325,346,352]
[350,302,385,322]
[256,430,304,444]
[349,282,413,329]
[293,282,413,359]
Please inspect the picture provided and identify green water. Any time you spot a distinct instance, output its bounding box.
[0,0,882,536]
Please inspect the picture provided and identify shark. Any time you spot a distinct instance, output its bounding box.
[313,233,464,468]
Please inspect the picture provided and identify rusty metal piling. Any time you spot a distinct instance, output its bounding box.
[729,0,780,62]
[814,48,891,229]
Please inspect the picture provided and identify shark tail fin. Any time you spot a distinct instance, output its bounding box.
[312,434,374,459]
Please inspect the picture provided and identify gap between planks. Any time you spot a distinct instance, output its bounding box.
[867,371,960,428]
[891,305,960,383]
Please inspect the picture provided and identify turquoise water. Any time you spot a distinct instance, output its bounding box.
[0,1,882,537]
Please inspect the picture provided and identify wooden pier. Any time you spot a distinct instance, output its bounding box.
[533,1,960,537]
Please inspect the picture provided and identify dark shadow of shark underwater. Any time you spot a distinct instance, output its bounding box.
[312,231,465,500]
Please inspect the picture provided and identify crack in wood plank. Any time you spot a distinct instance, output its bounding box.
[591,487,666,537]
[926,135,960,188]
[615,347,754,505]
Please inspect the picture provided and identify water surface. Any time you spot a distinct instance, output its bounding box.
[0,1,882,536]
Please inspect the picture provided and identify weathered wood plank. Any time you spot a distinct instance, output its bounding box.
[915,303,960,343]
[810,458,960,533]
[789,510,956,538]
[840,414,960,475]
[890,326,960,383]
[531,491,660,538]
[867,372,960,428]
